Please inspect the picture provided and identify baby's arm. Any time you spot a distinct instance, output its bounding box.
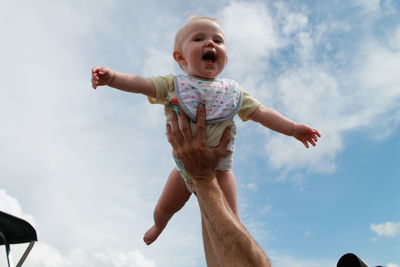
[91,66,156,98]
[248,105,321,148]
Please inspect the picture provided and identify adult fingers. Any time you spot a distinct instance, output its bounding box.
[178,106,192,142]
[166,123,179,152]
[216,126,232,157]
[169,108,184,146]
[195,104,206,144]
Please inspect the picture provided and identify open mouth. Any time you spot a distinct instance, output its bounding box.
[202,51,217,63]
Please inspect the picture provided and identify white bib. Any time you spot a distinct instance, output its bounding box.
[174,75,243,124]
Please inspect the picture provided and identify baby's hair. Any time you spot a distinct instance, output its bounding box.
[186,14,220,24]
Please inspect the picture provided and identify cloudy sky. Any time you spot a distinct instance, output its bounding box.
[1,0,399,266]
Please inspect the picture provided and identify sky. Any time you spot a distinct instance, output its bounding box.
[0,0,399,266]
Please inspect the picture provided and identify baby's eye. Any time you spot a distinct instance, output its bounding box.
[214,39,224,44]
[194,37,204,42]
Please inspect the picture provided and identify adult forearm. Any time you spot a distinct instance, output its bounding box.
[165,104,270,266]
[194,178,237,226]
[194,179,271,267]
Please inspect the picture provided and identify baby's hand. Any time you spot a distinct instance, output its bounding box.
[91,66,115,89]
[293,124,321,148]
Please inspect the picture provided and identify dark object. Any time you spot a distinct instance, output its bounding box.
[0,210,37,267]
[337,253,368,267]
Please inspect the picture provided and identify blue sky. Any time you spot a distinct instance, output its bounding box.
[1,0,399,266]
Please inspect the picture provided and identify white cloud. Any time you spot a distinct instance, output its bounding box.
[221,1,281,59]
[141,16,180,77]
[0,189,36,227]
[219,2,343,174]
[388,263,400,267]
[241,182,258,191]
[23,243,156,267]
[23,242,65,267]
[217,1,400,175]
[1,1,400,266]
[352,0,395,15]
[143,47,176,77]
[390,25,400,48]
[0,1,204,266]
[353,0,382,13]
[270,253,335,267]
[220,1,282,91]
[370,222,400,238]
[274,2,308,36]
[264,68,344,173]
[303,230,312,238]
[95,250,156,267]
[348,41,400,141]
[261,205,272,215]
[0,190,158,267]
[273,2,316,62]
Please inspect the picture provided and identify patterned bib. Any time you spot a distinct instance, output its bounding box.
[174,75,243,124]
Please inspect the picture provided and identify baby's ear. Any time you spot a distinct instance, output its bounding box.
[173,50,186,66]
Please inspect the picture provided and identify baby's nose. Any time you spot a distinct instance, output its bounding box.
[205,40,215,47]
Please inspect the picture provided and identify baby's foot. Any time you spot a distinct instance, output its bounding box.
[143,225,164,245]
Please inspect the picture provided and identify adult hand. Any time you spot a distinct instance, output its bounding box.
[166,104,271,267]
[166,104,232,180]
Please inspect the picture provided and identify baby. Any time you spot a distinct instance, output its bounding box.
[91,16,321,246]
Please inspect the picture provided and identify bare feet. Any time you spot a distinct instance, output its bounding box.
[143,225,164,245]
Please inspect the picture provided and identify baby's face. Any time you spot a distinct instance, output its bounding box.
[175,20,228,79]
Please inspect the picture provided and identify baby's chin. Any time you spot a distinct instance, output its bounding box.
[189,74,218,80]
[188,69,223,79]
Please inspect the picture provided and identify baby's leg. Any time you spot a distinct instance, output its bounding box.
[216,170,240,219]
[143,168,191,245]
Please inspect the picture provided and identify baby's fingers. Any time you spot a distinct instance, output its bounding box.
[91,66,102,74]
[91,78,98,89]
[302,135,317,148]
[302,140,310,148]
[91,68,101,80]
[313,129,321,137]
[308,137,316,147]
[92,66,107,76]
[312,133,319,142]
